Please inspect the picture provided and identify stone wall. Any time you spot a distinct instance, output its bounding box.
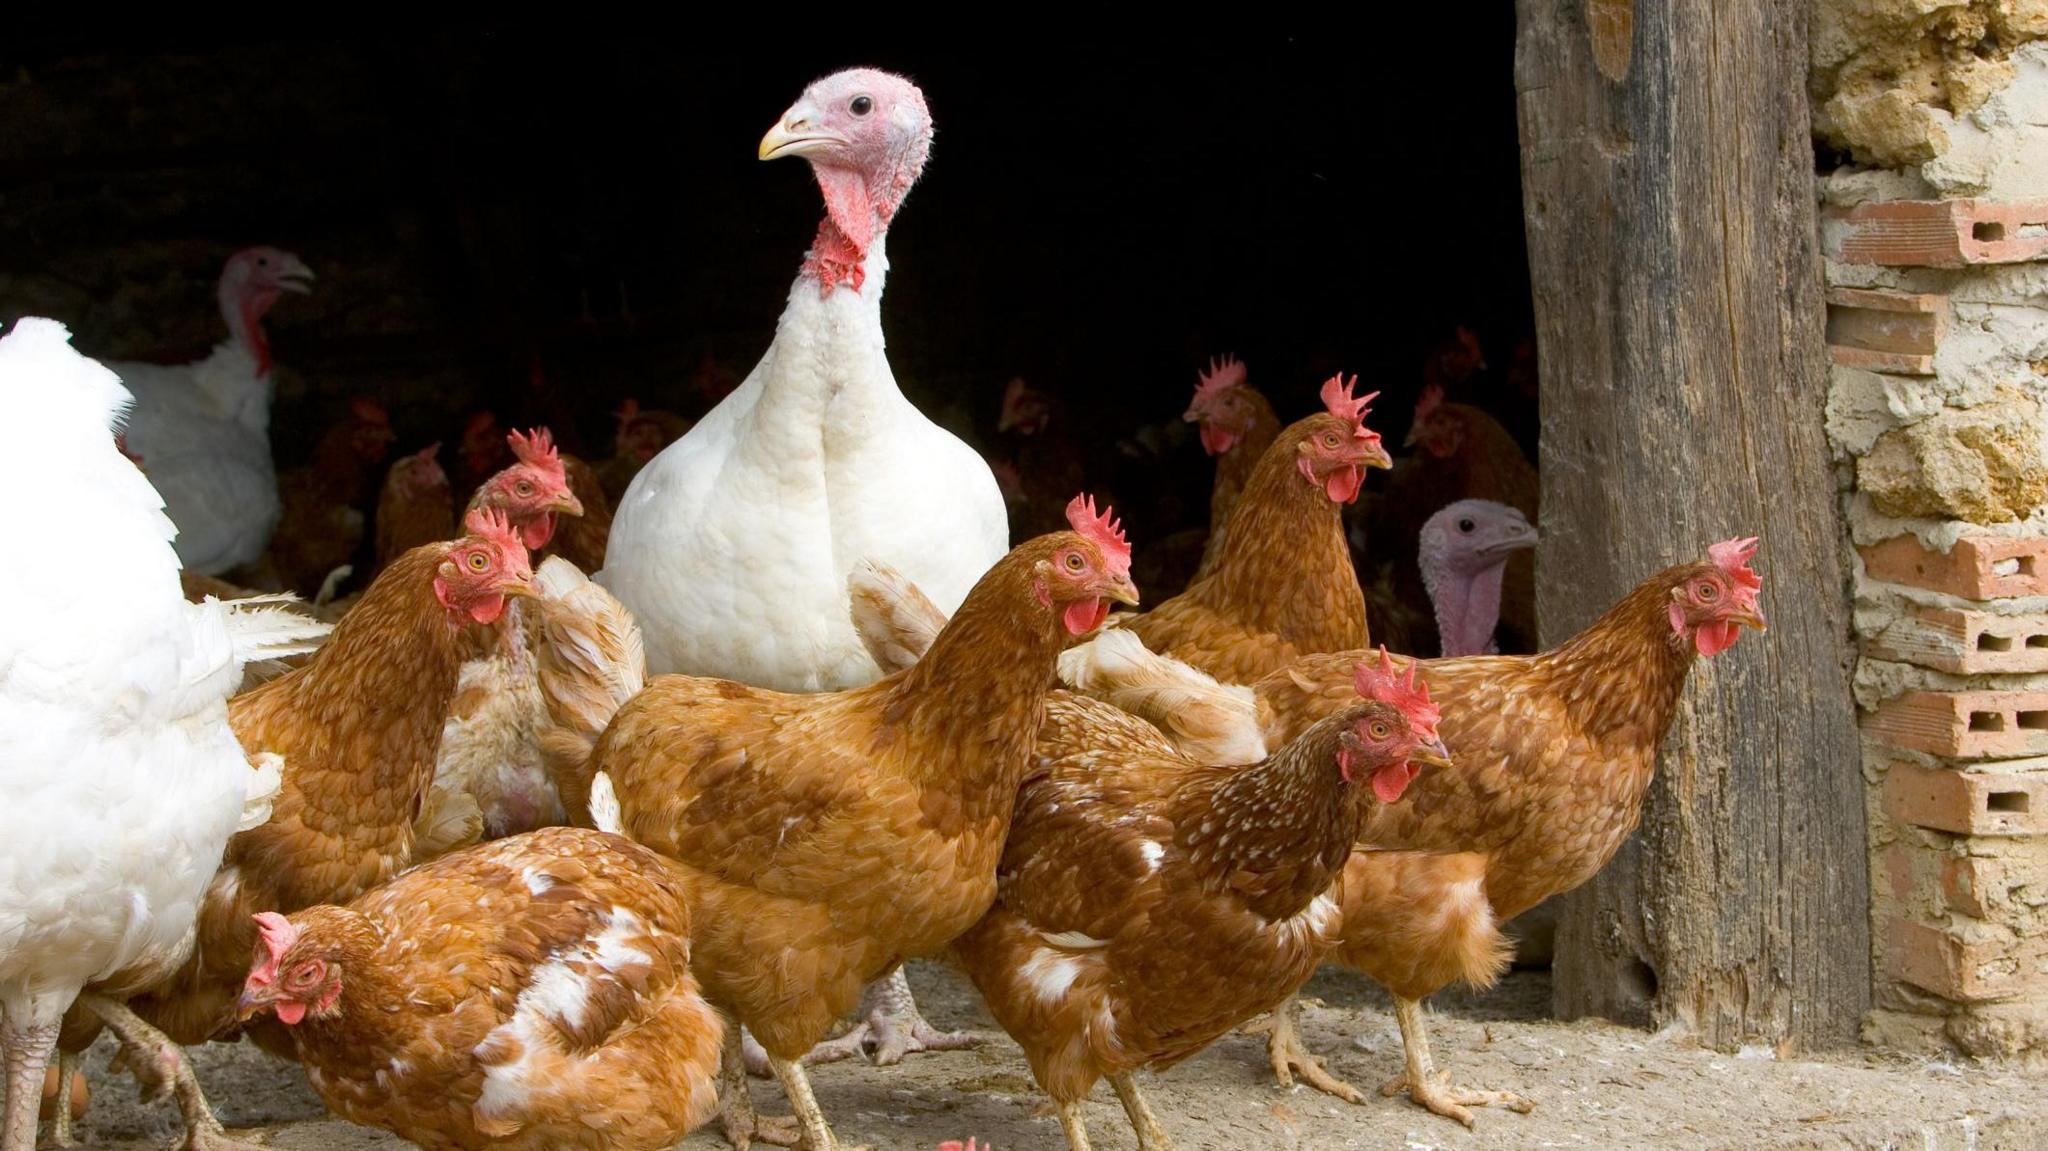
[1816,18,2048,1061]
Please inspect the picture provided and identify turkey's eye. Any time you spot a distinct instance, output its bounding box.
[467,552,490,572]
[849,95,873,116]
[515,480,534,497]
[1458,518,1475,532]
[1064,552,1086,573]
[1368,721,1391,740]
[1695,581,1719,601]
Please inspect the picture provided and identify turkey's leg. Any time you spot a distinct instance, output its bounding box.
[718,1024,798,1149]
[76,995,267,1151]
[799,967,979,1068]
[1107,1071,1176,1151]
[1,1016,58,1151]
[1244,995,1365,1103]
[767,1052,870,1151]
[1379,995,1533,1128]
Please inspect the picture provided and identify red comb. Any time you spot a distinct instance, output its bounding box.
[414,441,442,463]
[465,411,497,435]
[506,427,564,478]
[937,1142,983,1151]
[1319,374,1380,439]
[351,397,390,425]
[1189,354,1247,409]
[615,398,642,426]
[248,912,300,987]
[1065,493,1131,578]
[464,506,522,551]
[1352,647,1440,743]
[1708,537,1761,587]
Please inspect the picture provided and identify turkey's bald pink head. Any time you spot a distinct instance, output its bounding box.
[1033,494,1139,636]
[760,67,933,293]
[1667,536,1767,657]
[472,428,583,549]
[1295,374,1390,504]
[1343,647,1451,803]
[217,246,313,375]
[434,507,537,626]
[238,911,341,1026]
[1185,355,1255,456]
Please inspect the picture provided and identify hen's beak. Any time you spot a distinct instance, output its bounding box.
[1409,738,1454,769]
[501,575,539,600]
[1102,576,1141,608]
[555,491,585,517]
[1363,441,1394,470]
[1731,606,1768,632]
[276,255,316,295]
[760,107,845,161]
[235,988,270,1021]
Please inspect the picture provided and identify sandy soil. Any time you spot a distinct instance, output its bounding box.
[61,966,2045,1151]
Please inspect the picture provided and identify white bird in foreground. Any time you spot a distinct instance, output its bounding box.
[0,318,329,1151]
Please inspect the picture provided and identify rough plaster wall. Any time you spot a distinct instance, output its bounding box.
[1812,0,2048,172]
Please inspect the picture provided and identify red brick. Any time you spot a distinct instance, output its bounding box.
[1942,857,1991,918]
[1885,762,2048,836]
[1866,691,2048,758]
[1832,199,2048,267]
[1887,916,2048,1001]
[1865,606,2048,674]
[1826,289,1947,376]
[1860,535,2048,599]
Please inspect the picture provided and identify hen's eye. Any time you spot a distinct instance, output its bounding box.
[256,256,269,266]
[515,481,533,497]
[467,552,489,572]
[1369,722,1390,740]
[1458,518,1475,532]
[1064,552,1086,572]
[1696,581,1719,600]
[849,95,873,116]
[289,962,320,988]
[1321,433,1340,448]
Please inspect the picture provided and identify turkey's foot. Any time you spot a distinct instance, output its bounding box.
[798,968,978,1069]
[1379,1070,1534,1129]
[1243,998,1364,1105]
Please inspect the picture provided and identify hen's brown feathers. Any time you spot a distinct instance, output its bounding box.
[1124,412,1370,683]
[277,829,720,1151]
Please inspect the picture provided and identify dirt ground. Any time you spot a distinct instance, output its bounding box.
[62,964,2045,1151]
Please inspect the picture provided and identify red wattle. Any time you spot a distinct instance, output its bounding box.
[522,513,556,550]
[1325,464,1363,504]
[469,593,508,626]
[1694,620,1740,657]
[1371,761,1419,804]
[1199,425,1238,456]
[275,1001,306,1026]
[1063,597,1109,636]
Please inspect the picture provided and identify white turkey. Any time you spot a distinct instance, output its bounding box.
[0,318,328,1151]
[599,68,1007,693]
[111,246,314,575]
[595,65,1007,1088]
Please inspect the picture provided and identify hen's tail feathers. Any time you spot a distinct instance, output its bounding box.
[1057,630,1270,766]
[588,771,625,837]
[219,593,332,664]
[412,785,485,862]
[240,752,285,832]
[530,557,645,824]
[847,559,948,672]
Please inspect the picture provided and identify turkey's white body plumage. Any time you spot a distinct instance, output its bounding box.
[600,237,1009,691]
[111,340,280,575]
[0,319,302,1035]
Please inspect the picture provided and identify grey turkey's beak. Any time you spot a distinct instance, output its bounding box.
[276,254,315,294]
[1477,521,1539,560]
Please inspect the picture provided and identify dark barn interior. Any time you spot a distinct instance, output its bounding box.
[0,31,1533,614]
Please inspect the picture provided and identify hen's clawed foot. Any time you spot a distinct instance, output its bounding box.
[719,1104,801,1151]
[1379,1070,1534,1129]
[177,1123,270,1151]
[799,968,979,1069]
[720,1024,800,1148]
[1243,999,1365,1105]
